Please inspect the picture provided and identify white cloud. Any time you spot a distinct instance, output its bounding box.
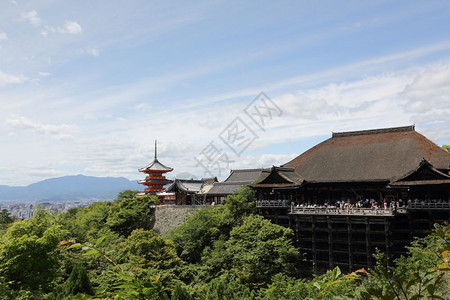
[0,32,8,42]
[38,72,51,77]
[6,115,79,140]
[0,71,26,87]
[133,102,151,111]
[22,10,41,27]
[61,21,83,34]
[39,21,83,36]
[85,48,99,57]
[401,65,450,113]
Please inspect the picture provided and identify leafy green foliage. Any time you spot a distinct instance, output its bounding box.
[121,229,182,270]
[59,201,112,242]
[63,263,93,295]
[1,188,448,300]
[196,272,255,300]
[168,206,225,263]
[107,195,159,237]
[355,222,450,299]
[115,189,140,202]
[171,283,192,300]
[225,215,302,288]
[0,208,67,291]
[168,186,256,263]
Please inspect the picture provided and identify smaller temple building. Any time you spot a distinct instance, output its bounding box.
[206,168,265,203]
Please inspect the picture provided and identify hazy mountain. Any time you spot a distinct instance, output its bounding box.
[0,175,141,202]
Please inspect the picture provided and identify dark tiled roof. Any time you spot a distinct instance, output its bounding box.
[166,179,204,193]
[139,159,173,172]
[207,181,250,195]
[283,126,450,183]
[206,169,267,196]
[224,168,266,182]
[254,166,304,185]
[390,158,450,185]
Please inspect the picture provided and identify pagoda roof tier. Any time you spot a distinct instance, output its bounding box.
[138,180,172,186]
[139,158,173,173]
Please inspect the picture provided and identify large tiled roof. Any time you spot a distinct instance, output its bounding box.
[283,126,450,183]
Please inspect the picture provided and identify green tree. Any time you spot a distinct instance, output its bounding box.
[168,186,256,264]
[107,195,159,237]
[0,208,67,291]
[198,272,255,300]
[225,215,302,288]
[0,209,14,224]
[115,189,140,202]
[121,229,182,270]
[171,283,192,300]
[63,263,93,296]
[59,201,112,242]
[442,144,450,152]
[168,206,225,263]
[0,209,15,233]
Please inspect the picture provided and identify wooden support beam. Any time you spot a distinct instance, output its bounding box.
[312,216,317,275]
[347,216,353,272]
[365,218,372,268]
[384,218,390,269]
[328,216,333,269]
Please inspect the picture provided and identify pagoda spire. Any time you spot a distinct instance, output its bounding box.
[155,140,157,160]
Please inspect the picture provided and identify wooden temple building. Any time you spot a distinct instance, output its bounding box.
[138,141,173,200]
[251,126,450,275]
[207,168,265,204]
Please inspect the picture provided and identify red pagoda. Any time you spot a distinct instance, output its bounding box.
[138,141,173,196]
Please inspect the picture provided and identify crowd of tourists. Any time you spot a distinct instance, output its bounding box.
[257,198,449,210]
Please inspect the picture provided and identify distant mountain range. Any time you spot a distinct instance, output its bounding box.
[0,175,141,202]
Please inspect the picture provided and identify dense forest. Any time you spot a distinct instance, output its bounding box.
[0,188,448,299]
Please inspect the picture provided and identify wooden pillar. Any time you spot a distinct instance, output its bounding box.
[408,212,414,241]
[347,216,353,272]
[365,218,372,268]
[384,218,390,269]
[328,216,333,269]
[312,216,317,275]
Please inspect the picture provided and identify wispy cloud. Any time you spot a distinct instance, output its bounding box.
[0,71,26,87]
[0,32,8,42]
[84,48,99,57]
[62,21,82,34]
[22,10,41,27]
[6,115,79,140]
[40,21,83,36]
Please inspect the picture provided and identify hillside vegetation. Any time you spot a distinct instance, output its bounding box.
[0,188,448,299]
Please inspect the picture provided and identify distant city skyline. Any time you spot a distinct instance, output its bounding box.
[1,1,449,186]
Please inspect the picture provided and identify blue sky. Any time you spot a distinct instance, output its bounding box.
[1,0,449,186]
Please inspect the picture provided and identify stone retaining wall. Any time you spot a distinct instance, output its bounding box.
[152,205,203,236]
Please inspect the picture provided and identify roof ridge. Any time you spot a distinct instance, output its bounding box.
[332,125,415,138]
[230,168,265,172]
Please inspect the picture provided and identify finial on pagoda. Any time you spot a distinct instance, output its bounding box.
[155,140,157,160]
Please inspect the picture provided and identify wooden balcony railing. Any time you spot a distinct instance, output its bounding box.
[408,202,450,210]
[256,200,289,208]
